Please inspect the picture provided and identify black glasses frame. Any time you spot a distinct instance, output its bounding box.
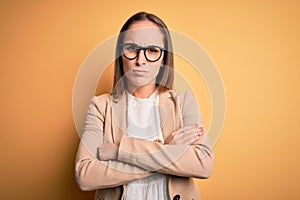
[121,43,165,62]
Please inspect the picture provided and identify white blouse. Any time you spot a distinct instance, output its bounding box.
[124,91,169,200]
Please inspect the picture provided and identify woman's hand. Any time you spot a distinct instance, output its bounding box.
[98,142,120,161]
[164,125,205,145]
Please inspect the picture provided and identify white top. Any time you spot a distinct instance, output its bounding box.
[124,91,169,200]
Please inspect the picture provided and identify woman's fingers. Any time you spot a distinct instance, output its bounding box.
[166,125,205,145]
[197,126,204,136]
[167,125,195,140]
[176,124,198,134]
[174,132,197,145]
[177,126,204,138]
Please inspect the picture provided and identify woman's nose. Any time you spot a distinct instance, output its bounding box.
[136,49,147,66]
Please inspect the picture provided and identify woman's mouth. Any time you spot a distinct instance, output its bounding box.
[132,69,148,75]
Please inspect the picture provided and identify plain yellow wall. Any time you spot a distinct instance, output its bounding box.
[1,1,300,200]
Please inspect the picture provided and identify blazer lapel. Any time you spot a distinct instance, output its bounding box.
[159,91,177,141]
[111,93,127,141]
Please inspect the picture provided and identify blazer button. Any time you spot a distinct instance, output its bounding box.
[173,194,180,200]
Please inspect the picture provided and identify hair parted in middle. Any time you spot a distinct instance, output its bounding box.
[112,11,174,98]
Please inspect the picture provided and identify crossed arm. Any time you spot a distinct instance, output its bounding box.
[75,92,214,191]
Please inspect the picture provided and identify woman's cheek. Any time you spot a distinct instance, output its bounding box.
[122,58,132,73]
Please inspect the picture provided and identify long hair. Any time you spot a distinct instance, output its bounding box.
[112,12,174,98]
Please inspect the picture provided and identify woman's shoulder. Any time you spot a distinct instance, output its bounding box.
[90,93,113,106]
[93,93,112,99]
[176,91,196,102]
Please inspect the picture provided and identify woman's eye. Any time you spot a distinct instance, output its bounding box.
[124,44,138,52]
[126,46,136,51]
[147,47,159,53]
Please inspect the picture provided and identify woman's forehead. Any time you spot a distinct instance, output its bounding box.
[123,22,164,46]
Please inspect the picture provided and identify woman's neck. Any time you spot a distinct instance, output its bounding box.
[128,84,156,98]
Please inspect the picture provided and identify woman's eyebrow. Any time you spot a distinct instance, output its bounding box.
[123,43,163,48]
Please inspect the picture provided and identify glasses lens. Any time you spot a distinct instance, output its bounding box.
[145,46,162,61]
[123,44,138,59]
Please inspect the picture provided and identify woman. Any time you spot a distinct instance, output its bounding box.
[75,12,214,200]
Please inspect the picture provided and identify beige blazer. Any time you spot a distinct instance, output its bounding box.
[75,90,214,200]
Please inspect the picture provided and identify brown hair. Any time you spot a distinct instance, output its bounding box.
[112,12,174,97]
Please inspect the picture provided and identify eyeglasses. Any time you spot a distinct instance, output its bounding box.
[121,43,165,62]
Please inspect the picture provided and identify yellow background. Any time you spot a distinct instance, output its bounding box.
[1,1,299,199]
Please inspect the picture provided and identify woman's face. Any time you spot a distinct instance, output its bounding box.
[122,20,164,88]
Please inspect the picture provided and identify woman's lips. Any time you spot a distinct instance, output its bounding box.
[132,69,148,75]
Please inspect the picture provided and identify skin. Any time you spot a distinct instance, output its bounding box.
[122,20,164,99]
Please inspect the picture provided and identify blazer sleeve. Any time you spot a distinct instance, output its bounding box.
[117,91,214,178]
[75,96,153,191]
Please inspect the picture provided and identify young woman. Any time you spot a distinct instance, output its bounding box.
[75,12,214,200]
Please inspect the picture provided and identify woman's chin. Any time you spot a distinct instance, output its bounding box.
[127,76,156,89]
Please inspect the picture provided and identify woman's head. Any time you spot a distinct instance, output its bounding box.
[113,12,174,96]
